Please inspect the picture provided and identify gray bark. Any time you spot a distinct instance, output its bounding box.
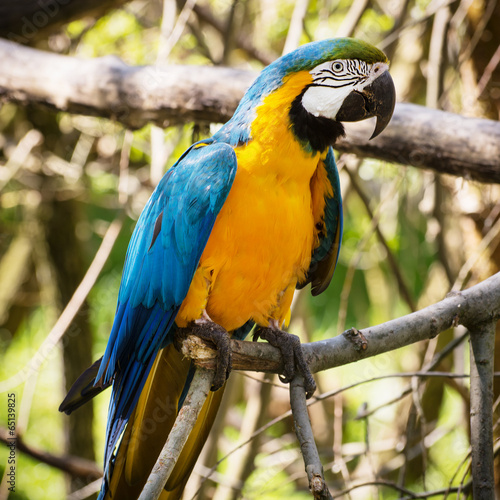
[469,321,496,499]
[180,273,500,376]
[1,40,500,183]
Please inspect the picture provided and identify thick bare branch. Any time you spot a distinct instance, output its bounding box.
[335,107,500,184]
[1,40,500,183]
[0,39,250,129]
[181,272,500,375]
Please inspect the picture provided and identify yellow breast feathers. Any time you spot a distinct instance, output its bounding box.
[177,71,329,331]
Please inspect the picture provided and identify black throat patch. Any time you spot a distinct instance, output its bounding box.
[289,87,346,152]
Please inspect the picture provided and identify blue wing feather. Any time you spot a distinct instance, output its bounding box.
[95,141,237,485]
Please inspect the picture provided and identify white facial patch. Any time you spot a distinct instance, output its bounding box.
[301,60,389,120]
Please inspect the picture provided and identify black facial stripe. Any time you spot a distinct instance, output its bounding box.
[309,80,357,89]
[289,86,345,152]
[314,59,370,84]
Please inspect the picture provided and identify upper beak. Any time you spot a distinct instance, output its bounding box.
[335,70,396,139]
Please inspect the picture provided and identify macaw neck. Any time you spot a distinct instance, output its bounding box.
[215,69,344,179]
[217,71,326,180]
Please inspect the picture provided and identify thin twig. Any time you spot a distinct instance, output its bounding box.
[382,0,411,61]
[336,0,370,37]
[282,0,309,54]
[438,0,497,107]
[336,159,393,334]
[67,479,102,500]
[211,372,274,500]
[0,128,43,191]
[138,367,214,500]
[355,388,412,420]
[477,44,500,97]
[426,5,451,109]
[331,479,472,499]
[332,393,352,497]
[379,0,459,50]
[453,209,500,291]
[343,160,415,312]
[240,371,286,389]
[0,427,102,479]
[0,216,123,392]
[442,449,471,500]
[189,1,275,65]
[289,375,332,499]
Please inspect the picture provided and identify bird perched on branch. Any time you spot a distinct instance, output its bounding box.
[60,37,395,499]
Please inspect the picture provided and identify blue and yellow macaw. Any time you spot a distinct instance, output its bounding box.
[60,38,395,499]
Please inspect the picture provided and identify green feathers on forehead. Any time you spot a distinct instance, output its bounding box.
[328,38,388,64]
[283,38,389,74]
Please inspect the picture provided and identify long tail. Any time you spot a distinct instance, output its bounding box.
[59,357,109,414]
[103,343,226,500]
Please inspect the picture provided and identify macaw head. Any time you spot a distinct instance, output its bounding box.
[217,38,396,151]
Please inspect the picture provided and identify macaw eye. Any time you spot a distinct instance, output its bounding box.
[331,61,344,72]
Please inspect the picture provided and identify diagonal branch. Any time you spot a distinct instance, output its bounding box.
[180,272,500,375]
[343,159,416,311]
[0,217,123,393]
[138,367,214,500]
[187,1,275,65]
[0,427,102,480]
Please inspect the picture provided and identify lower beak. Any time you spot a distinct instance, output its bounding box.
[335,70,396,139]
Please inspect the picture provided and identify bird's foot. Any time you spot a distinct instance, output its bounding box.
[180,314,231,391]
[253,324,316,399]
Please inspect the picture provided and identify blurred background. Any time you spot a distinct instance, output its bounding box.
[0,0,499,498]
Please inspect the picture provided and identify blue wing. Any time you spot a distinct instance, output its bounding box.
[96,140,237,470]
[298,147,343,295]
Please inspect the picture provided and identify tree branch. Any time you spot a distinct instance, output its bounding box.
[187,1,275,65]
[0,216,123,393]
[0,427,102,480]
[334,108,500,184]
[290,375,333,500]
[170,274,500,499]
[1,40,500,183]
[469,320,496,499]
[180,272,500,375]
[138,367,214,500]
[0,0,130,43]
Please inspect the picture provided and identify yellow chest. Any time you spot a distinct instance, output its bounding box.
[176,71,323,331]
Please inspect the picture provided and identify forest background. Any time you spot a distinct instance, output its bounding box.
[0,0,499,498]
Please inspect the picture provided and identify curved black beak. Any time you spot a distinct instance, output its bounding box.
[335,70,396,139]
